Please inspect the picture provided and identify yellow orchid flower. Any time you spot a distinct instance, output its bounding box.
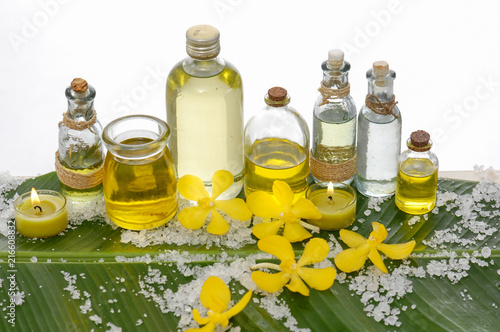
[246,181,322,243]
[334,221,416,273]
[178,170,252,235]
[186,276,252,332]
[251,235,336,296]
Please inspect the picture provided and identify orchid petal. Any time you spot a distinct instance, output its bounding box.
[211,170,234,200]
[377,240,416,260]
[178,206,210,230]
[339,229,368,248]
[206,210,229,235]
[185,321,216,332]
[371,221,388,242]
[215,198,252,221]
[272,180,295,210]
[199,276,230,313]
[178,175,209,201]
[298,267,336,291]
[224,290,252,319]
[252,271,290,293]
[282,222,312,243]
[252,219,284,239]
[257,235,295,261]
[286,274,310,296]
[297,238,330,266]
[368,246,388,273]
[290,198,322,220]
[334,243,371,273]
[246,191,283,218]
[192,309,211,325]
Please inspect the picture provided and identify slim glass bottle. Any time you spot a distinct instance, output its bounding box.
[166,24,244,199]
[395,130,438,215]
[311,49,357,184]
[58,78,104,202]
[356,61,402,197]
[244,87,310,202]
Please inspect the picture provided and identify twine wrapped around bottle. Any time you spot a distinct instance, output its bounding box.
[365,94,399,119]
[318,82,350,106]
[55,111,103,189]
[58,111,98,134]
[310,150,357,183]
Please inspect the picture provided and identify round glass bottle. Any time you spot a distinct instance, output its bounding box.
[395,130,438,215]
[356,61,402,197]
[58,78,104,202]
[166,24,244,199]
[244,87,310,202]
[102,115,178,230]
[311,49,357,185]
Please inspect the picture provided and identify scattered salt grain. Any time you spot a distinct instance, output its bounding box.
[89,315,102,325]
[105,322,122,331]
[481,247,491,259]
[136,319,143,326]
[30,256,38,262]
[407,216,420,226]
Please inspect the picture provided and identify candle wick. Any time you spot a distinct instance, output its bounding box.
[34,205,43,213]
[328,196,334,205]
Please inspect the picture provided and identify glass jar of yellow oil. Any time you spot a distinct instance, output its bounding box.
[244,87,310,202]
[102,115,178,230]
[395,130,438,215]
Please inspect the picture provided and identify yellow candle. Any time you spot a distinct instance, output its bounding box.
[306,182,357,230]
[14,188,68,238]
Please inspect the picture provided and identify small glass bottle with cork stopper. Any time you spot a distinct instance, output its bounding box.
[311,49,357,185]
[56,78,104,202]
[395,130,439,215]
[244,87,310,202]
[356,61,402,197]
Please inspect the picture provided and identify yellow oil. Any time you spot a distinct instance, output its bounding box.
[103,137,178,230]
[395,158,438,215]
[244,138,309,202]
[60,168,103,202]
[166,61,244,199]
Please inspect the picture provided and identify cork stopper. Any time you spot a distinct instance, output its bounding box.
[408,130,432,152]
[328,49,344,68]
[373,61,389,76]
[71,78,88,93]
[268,87,287,101]
[186,24,220,60]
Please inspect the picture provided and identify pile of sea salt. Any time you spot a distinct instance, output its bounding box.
[0,171,24,237]
[120,198,255,250]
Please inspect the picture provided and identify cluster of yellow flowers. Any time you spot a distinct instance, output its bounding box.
[178,171,415,332]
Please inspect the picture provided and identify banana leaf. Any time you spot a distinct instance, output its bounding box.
[0,172,499,331]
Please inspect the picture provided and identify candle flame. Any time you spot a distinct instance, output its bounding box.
[327,182,334,195]
[31,187,41,206]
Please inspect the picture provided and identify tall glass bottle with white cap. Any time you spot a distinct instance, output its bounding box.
[311,49,357,185]
[356,61,402,197]
[166,24,244,199]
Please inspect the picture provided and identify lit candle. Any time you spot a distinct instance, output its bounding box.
[306,182,357,230]
[14,188,68,238]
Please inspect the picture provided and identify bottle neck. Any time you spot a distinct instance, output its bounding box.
[66,86,96,121]
[321,60,350,89]
[366,69,395,102]
[183,56,225,77]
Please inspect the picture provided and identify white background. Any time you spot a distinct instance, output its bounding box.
[1,0,499,176]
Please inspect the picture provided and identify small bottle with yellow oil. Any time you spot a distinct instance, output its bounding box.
[244,87,310,202]
[395,130,438,215]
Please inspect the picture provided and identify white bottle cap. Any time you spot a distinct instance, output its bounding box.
[373,61,389,76]
[328,49,344,67]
